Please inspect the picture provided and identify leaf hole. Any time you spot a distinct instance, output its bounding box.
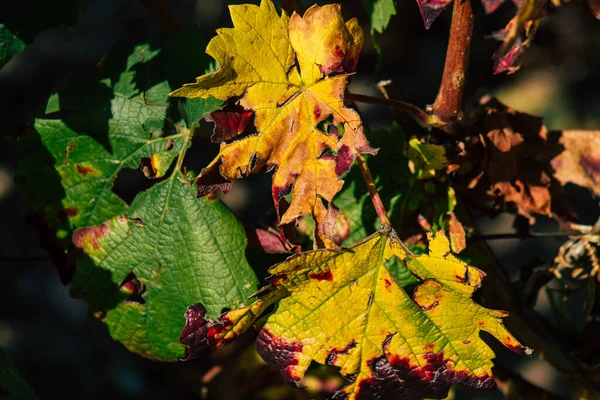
[119,272,146,304]
[112,167,155,205]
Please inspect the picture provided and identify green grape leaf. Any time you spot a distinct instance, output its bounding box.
[71,173,258,360]
[405,136,448,180]
[0,347,39,400]
[361,0,397,34]
[12,28,256,361]
[14,29,224,281]
[0,24,25,69]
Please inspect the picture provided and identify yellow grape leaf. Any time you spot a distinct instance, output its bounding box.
[169,0,373,247]
[179,229,530,399]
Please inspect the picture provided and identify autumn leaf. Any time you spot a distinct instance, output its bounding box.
[551,130,600,197]
[461,95,561,222]
[416,0,453,30]
[180,229,529,399]
[169,0,373,247]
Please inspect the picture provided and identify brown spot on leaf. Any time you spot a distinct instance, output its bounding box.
[256,328,303,383]
[75,164,99,178]
[57,207,79,221]
[308,270,333,281]
[72,221,111,250]
[269,273,289,286]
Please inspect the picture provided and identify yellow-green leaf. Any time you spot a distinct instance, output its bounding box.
[169,0,373,247]
[406,137,448,179]
[180,229,529,399]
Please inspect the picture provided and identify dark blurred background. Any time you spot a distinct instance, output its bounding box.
[1,0,600,398]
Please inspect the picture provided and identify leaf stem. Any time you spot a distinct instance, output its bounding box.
[173,129,191,175]
[346,92,441,128]
[356,154,391,227]
[432,0,474,129]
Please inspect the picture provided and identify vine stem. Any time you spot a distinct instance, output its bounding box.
[356,154,391,227]
[432,0,474,128]
[346,92,441,128]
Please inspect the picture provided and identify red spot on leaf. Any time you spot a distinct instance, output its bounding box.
[308,270,333,281]
[72,221,111,250]
[196,163,233,198]
[313,105,321,120]
[334,45,344,60]
[579,155,600,183]
[423,343,435,351]
[355,350,496,400]
[75,164,99,178]
[384,279,393,292]
[179,303,236,360]
[272,183,293,201]
[256,328,303,383]
[492,41,524,75]
[206,109,254,143]
[335,145,354,176]
[269,273,289,285]
[326,340,357,365]
[503,338,532,355]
